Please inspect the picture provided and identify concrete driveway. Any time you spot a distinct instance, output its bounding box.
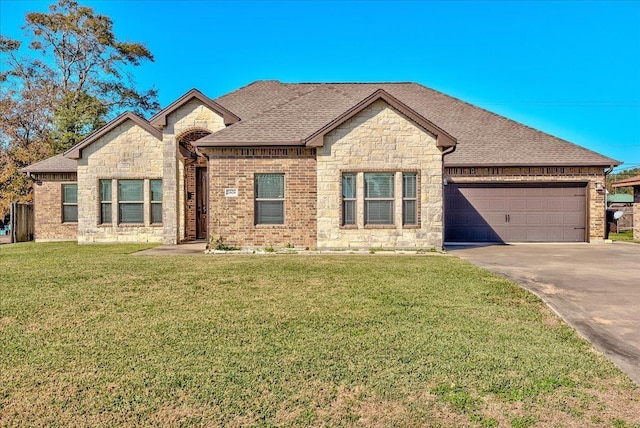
[448,242,640,385]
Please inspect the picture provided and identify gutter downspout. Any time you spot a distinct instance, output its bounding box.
[603,165,615,240]
[441,145,457,248]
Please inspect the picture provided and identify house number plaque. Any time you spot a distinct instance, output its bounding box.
[225,188,239,197]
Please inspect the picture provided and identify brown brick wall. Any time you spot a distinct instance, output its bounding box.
[203,147,317,248]
[444,166,607,242]
[634,188,640,242]
[33,177,78,241]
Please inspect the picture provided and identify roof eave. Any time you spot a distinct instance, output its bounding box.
[194,139,306,148]
[612,175,640,187]
[445,161,621,168]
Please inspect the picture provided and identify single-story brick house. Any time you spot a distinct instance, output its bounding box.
[22,80,620,248]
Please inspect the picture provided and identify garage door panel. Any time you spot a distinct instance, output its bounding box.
[525,199,544,211]
[508,199,527,211]
[564,198,585,211]
[445,184,587,243]
[564,187,586,197]
[545,198,563,210]
[546,213,564,226]
[563,213,584,226]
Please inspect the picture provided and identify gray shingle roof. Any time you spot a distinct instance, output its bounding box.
[22,80,620,174]
[21,154,77,173]
[208,81,619,167]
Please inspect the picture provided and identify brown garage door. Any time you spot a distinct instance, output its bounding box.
[445,183,587,243]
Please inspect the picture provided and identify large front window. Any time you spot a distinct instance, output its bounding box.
[364,173,394,225]
[255,173,284,224]
[118,180,144,224]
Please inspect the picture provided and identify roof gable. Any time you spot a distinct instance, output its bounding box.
[196,85,456,149]
[149,88,240,127]
[64,112,162,160]
[305,89,456,148]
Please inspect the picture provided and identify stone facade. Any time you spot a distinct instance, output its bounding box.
[317,100,444,249]
[159,99,226,244]
[77,121,164,243]
[201,147,317,249]
[32,174,78,241]
[444,166,607,242]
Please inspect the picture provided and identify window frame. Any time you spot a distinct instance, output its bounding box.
[150,179,163,225]
[341,173,357,226]
[364,172,395,226]
[117,179,144,225]
[99,179,112,225]
[402,172,418,226]
[254,173,285,225]
[61,183,78,223]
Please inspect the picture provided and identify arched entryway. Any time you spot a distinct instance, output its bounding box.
[177,129,211,241]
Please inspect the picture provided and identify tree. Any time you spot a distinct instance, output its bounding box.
[0,0,159,216]
[606,167,640,195]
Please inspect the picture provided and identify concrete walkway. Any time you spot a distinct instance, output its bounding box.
[448,242,640,385]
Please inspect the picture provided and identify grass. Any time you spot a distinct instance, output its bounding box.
[1,242,639,427]
[610,230,636,242]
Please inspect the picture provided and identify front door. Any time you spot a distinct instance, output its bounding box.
[196,167,207,240]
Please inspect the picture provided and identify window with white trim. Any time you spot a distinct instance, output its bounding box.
[255,173,284,225]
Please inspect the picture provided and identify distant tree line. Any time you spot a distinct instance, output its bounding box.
[0,0,159,217]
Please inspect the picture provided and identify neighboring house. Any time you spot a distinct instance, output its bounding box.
[612,176,640,241]
[22,80,620,248]
[607,193,633,207]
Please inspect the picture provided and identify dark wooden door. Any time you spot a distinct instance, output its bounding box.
[445,184,587,243]
[196,167,207,240]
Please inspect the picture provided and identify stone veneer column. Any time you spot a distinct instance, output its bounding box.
[162,134,178,244]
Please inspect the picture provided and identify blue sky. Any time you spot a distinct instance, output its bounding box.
[2,0,639,172]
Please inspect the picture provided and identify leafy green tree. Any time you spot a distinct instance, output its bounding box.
[0,0,159,216]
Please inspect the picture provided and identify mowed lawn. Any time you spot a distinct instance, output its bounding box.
[1,243,638,427]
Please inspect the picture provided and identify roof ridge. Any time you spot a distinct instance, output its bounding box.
[213,80,279,103]
[285,81,416,85]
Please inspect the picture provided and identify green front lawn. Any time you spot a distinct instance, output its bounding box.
[610,230,636,242]
[1,242,638,426]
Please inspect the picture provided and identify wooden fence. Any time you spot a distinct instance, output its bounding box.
[10,202,34,242]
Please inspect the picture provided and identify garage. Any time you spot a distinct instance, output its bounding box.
[444,183,587,243]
